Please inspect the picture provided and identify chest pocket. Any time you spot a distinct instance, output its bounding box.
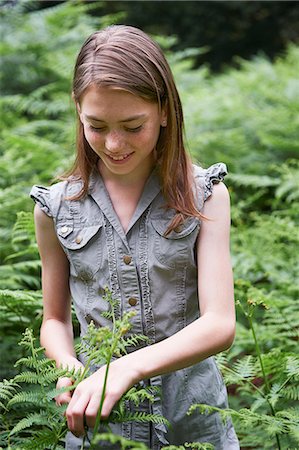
[151,216,199,269]
[56,220,104,278]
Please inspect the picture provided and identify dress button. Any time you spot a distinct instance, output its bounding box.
[123,255,132,265]
[128,297,137,306]
[59,225,70,234]
[75,235,83,244]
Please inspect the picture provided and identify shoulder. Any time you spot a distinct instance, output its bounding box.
[30,177,83,219]
[201,181,230,217]
[193,162,228,205]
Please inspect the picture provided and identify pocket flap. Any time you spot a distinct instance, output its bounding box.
[151,216,199,239]
[57,224,102,250]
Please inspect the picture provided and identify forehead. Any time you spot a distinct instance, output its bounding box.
[80,85,158,120]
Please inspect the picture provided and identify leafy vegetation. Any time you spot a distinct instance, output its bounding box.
[0,294,172,449]
[0,2,298,449]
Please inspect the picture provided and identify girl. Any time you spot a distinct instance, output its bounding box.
[30,25,239,449]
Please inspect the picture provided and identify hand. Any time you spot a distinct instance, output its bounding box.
[55,360,84,406]
[55,377,74,406]
[65,357,139,436]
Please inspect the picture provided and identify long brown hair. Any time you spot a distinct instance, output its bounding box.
[67,25,203,232]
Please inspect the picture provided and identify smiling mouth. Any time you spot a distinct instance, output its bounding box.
[106,153,133,161]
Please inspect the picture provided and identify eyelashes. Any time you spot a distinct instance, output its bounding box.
[89,125,143,133]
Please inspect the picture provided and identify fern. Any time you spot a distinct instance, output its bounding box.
[0,380,18,411]
[189,404,291,435]
[9,411,51,435]
[162,444,214,450]
[198,292,299,449]
[0,294,169,449]
[7,391,51,408]
[113,411,169,426]
[120,385,159,407]
[1,2,299,449]
[93,432,149,449]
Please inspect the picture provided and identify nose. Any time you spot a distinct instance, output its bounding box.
[105,131,123,153]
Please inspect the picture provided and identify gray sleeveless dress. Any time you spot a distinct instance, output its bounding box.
[30,163,239,449]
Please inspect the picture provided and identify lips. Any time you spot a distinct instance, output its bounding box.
[106,152,133,162]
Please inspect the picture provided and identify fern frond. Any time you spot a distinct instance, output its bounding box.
[20,428,65,450]
[0,380,19,410]
[121,334,149,349]
[10,411,50,435]
[219,354,258,387]
[7,391,44,407]
[93,432,149,449]
[46,385,76,402]
[161,447,185,450]
[282,385,299,401]
[113,411,170,427]
[188,404,295,436]
[0,289,41,303]
[228,173,279,188]
[101,310,114,320]
[13,368,60,385]
[162,444,214,450]
[122,386,157,406]
[183,444,214,450]
[13,371,42,384]
[231,355,257,380]
[15,356,54,370]
[285,356,299,379]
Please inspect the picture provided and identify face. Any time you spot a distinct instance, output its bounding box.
[78,86,167,181]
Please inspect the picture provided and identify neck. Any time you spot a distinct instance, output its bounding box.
[98,160,155,189]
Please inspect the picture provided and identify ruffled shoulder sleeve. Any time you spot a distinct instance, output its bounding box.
[30,185,52,217]
[194,162,228,204]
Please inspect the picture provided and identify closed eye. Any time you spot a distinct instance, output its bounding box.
[125,125,143,133]
[89,125,106,133]
[89,124,143,133]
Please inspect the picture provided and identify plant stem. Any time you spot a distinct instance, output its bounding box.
[248,315,271,394]
[247,315,281,450]
[91,358,111,444]
[221,364,268,400]
[90,295,120,446]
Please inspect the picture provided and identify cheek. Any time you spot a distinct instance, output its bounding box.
[144,127,161,150]
[139,125,161,149]
[83,128,102,148]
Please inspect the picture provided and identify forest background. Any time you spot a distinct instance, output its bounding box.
[0,1,298,449]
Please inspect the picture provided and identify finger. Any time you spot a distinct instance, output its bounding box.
[100,390,121,419]
[55,377,74,405]
[56,391,72,406]
[66,392,89,436]
[84,393,102,428]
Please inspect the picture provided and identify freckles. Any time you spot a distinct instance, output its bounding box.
[84,130,101,147]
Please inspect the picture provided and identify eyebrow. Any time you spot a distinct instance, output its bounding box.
[85,114,147,123]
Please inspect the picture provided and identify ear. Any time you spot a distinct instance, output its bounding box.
[160,106,168,127]
[75,101,83,123]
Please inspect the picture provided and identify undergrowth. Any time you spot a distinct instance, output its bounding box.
[1,2,298,449]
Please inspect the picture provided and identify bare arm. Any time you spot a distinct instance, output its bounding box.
[34,204,83,371]
[128,181,235,377]
[66,182,236,434]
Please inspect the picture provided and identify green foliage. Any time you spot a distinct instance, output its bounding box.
[0,329,69,449]
[0,297,171,449]
[211,290,299,449]
[0,2,298,450]
[162,444,213,450]
[93,432,149,450]
[177,45,299,177]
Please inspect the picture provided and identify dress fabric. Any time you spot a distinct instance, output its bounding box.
[30,163,240,450]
